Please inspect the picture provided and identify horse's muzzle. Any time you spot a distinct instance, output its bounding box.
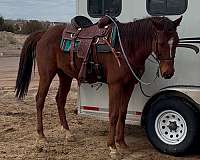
[160,61,175,79]
[161,68,174,79]
[163,72,174,79]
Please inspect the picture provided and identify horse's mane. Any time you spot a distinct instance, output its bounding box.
[117,17,175,55]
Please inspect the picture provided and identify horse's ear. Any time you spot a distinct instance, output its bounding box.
[151,20,163,31]
[173,16,183,28]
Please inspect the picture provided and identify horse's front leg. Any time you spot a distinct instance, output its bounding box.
[107,83,123,158]
[116,82,135,151]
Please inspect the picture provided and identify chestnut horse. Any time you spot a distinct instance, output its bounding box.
[15,16,182,157]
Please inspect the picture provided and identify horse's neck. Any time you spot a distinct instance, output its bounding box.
[118,22,154,68]
[131,50,152,69]
[119,34,153,68]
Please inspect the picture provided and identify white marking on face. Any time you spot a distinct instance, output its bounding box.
[168,38,174,58]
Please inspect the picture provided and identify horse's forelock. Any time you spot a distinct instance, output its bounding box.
[154,17,176,32]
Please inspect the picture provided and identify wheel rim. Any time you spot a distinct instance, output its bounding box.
[155,110,187,145]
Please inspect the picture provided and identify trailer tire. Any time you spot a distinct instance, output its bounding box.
[145,97,199,155]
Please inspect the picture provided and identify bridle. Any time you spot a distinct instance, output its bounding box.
[140,34,177,97]
[153,33,176,62]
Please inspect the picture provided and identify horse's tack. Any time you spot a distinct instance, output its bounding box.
[71,16,93,29]
[62,23,112,58]
[61,16,119,83]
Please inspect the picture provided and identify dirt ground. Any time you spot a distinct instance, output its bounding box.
[1,32,200,160]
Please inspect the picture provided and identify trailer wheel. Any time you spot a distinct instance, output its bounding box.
[145,97,199,155]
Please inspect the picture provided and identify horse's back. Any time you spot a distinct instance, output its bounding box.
[39,25,66,44]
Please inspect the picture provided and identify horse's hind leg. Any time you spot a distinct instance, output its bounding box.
[56,70,74,141]
[36,72,56,140]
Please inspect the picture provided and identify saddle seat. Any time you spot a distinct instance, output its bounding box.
[71,16,93,29]
[71,15,113,29]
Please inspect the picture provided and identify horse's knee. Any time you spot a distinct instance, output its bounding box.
[110,114,118,126]
[119,112,127,122]
[55,92,67,108]
[35,95,46,111]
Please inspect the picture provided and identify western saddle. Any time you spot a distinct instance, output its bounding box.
[61,16,119,83]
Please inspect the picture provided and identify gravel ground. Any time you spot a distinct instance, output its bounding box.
[1,32,200,160]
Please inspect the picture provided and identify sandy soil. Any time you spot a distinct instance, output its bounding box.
[0,32,26,57]
[1,32,200,160]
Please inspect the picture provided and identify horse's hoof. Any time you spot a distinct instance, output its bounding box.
[117,147,132,155]
[36,136,48,144]
[116,143,131,155]
[65,130,76,142]
[109,147,122,160]
[35,137,48,152]
[66,134,76,142]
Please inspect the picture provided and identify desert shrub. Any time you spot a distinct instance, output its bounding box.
[21,20,46,34]
[0,16,48,34]
[2,23,15,32]
[0,32,17,47]
[0,16,15,32]
[0,16,4,26]
[0,16,5,31]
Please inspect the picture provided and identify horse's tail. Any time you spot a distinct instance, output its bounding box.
[15,31,45,99]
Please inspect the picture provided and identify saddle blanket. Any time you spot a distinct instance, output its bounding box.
[60,26,117,54]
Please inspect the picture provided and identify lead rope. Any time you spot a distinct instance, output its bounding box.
[105,15,159,85]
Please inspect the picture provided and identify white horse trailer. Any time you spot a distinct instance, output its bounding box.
[76,0,200,155]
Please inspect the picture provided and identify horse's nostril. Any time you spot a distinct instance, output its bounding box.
[164,74,173,79]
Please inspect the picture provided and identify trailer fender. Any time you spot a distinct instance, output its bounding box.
[141,89,200,126]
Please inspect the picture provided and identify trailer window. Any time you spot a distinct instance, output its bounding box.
[87,0,122,18]
[147,0,188,15]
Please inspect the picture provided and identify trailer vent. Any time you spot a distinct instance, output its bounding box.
[87,0,122,18]
[146,0,188,16]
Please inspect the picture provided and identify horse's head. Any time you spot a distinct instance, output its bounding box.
[151,16,182,79]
